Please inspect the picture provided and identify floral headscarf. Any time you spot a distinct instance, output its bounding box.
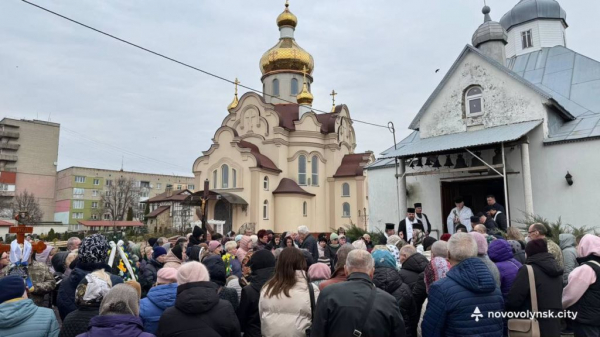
[79,234,109,264]
[424,256,451,293]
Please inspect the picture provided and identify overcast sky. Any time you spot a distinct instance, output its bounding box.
[1,0,598,177]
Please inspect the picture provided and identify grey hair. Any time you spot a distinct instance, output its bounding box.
[67,237,80,251]
[334,244,356,270]
[399,245,417,257]
[345,249,374,273]
[297,226,310,235]
[431,241,449,259]
[156,237,165,246]
[224,241,237,252]
[387,235,401,246]
[448,233,478,262]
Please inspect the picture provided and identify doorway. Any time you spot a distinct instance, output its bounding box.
[213,200,232,235]
[440,177,506,233]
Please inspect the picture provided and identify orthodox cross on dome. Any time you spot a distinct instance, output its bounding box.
[268,50,278,62]
[330,90,338,112]
[227,77,240,111]
[285,0,290,8]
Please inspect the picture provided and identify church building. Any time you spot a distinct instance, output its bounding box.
[192,3,373,234]
[367,0,600,236]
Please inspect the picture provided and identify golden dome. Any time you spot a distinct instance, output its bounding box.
[277,1,297,28]
[296,66,313,106]
[227,78,240,111]
[260,38,314,76]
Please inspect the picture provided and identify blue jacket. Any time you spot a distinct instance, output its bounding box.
[231,256,242,278]
[422,258,504,337]
[139,283,177,334]
[0,299,59,337]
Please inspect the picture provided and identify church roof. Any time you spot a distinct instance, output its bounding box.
[500,0,567,31]
[315,112,338,134]
[334,153,372,178]
[273,103,340,134]
[507,46,600,143]
[272,178,315,196]
[238,141,282,173]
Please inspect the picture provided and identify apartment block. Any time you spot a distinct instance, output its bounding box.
[55,167,195,225]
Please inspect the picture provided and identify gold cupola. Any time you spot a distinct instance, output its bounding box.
[296,66,313,106]
[227,78,240,111]
[259,1,314,77]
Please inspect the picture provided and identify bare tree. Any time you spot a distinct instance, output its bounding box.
[12,190,43,223]
[97,177,140,221]
[0,197,13,218]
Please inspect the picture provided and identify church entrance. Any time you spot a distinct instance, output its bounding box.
[440,177,506,233]
[214,200,233,234]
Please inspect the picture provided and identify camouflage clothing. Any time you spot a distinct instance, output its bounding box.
[26,261,56,307]
[546,239,564,269]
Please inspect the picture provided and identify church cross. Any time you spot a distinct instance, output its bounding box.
[233,78,240,96]
[330,90,338,111]
[0,211,35,255]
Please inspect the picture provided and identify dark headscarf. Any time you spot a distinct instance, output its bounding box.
[79,234,109,264]
[525,239,548,257]
[203,255,226,286]
[171,244,183,261]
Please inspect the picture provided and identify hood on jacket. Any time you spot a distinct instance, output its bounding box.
[164,250,182,265]
[146,283,178,310]
[401,253,429,273]
[577,234,600,258]
[447,258,497,294]
[0,299,37,329]
[86,314,146,336]
[373,267,403,294]
[239,236,251,252]
[488,239,514,263]
[175,281,220,314]
[526,252,563,277]
[203,255,226,286]
[249,267,275,292]
[559,233,577,251]
[508,240,524,255]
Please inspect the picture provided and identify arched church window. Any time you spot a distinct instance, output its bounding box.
[263,176,269,191]
[311,156,318,186]
[291,78,299,95]
[232,169,237,188]
[342,183,350,197]
[465,86,483,116]
[298,155,307,185]
[273,79,280,96]
[342,202,351,218]
[212,170,217,189]
[221,164,229,188]
[303,201,307,217]
[263,200,269,220]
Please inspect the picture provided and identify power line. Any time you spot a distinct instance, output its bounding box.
[20,0,390,130]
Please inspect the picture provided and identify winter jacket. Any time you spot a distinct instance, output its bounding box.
[559,233,578,286]
[230,256,242,279]
[259,270,319,337]
[236,267,274,337]
[157,281,241,337]
[318,267,347,290]
[422,258,504,337]
[312,272,406,337]
[373,266,418,337]
[59,306,99,337]
[506,252,563,337]
[140,259,163,296]
[162,250,182,270]
[227,277,243,300]
[300,235,319,263]
[0,298,59,337]
[28,260,56,307]
[546,239,564,269]
[398,253,428,315]
[204,255,240,311]
[488,239,522,300]
[508,240,526,265]
[139,283,177,335]
[478,254,501,288]
[493,212,507,232]
[76,315,154,337]
[57,263,123,320]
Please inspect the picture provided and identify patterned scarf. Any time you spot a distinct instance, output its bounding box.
[424,256,451,293]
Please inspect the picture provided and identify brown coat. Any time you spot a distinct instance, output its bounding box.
[318,268,347,291]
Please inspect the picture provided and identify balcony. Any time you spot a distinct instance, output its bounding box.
[0,190,15,197]
[0,143,19,150]
[0,154,17,162]
[0,131,19,139]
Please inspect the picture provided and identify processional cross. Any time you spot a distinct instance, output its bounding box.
[0,211,44,256]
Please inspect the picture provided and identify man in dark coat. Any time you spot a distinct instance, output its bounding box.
[140,247,166,297]
[414,203,432,234]
[398,246,429,291]
[398,208,424,243]
[236,250,276,337]
[298,225,319,262]
[487,205,508,232]
[379,223,396,245]
[479,212,499,233]
[486,194,506,214]
[312,250,406,337]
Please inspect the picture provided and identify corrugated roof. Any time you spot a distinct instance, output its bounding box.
[379,121,541,160]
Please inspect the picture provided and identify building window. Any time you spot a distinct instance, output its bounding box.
[104,203,110,208]
[342,203,351,218]
[92,190,98,197]
[0,184,8,191]
[311,156,318,186]
[232,169,237,188]
[140,181,150,188]
[105,190,112,197]
[273,79,280,96]
[465,86,483,116]
[342,183,350,197]
[91,202,98,209]
[291,78,299,95]
[213,170,217,189]
[156,183,162,190]
[73,200,84,209]
[221,165,229,188]
[177,185,182,190]
[105,179,112,186]
[263,176,269,191]
[91,214,98,220]
[103,214,110,220]
[521,29,533,49]
[93,178,100,185]
[72,212,84,219]
[263,200,269,220]
[188,184,195,190]
[298,155,307,185]
[73,188,85,197]
[303,201,307,217]
[140,191,149,198]
[75,176,85,183]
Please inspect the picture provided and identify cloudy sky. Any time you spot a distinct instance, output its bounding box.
[1,0,598,177]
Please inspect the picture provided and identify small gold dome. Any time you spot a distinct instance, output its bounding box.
[277,1,297,28]
[297,67,313,106]
[260,38,314,76]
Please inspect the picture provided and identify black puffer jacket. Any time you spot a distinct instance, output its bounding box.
[157,281,241,337]
[399,253,428,316]
[373,267,417,337]
[58,305,99,337]
[140,259,163,297]
[236,267,274,337]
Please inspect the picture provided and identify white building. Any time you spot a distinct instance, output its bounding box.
[367,0,600,237]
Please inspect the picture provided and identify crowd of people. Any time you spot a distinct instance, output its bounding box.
[0,220,599,337]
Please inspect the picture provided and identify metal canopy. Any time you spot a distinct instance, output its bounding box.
[380,121,541,159]
[182,191,248,206]
[217,192,248,205]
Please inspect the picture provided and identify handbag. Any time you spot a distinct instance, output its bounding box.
[508,265,541,337]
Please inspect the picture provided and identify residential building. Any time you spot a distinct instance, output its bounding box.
[145,185,194,234]
[192,3,373,235]
[55,166,195,225]
[68,220,144,233]
[367,0,600,236]
[0,118,60,222]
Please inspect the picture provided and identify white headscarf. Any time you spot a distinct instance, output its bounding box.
[9,239,32,264]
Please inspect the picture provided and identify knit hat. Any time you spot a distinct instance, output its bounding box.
[372,249,397,269]
[423,237,437,252]
[192,225,204,239]
[469,232,488,255]
[235,235,243,243]
[440,233,452,242]
[157,267,178,284]
[0,275,25,303]
[525,239,548,257]
[203,255,226,286]
[152,246,167,259]
[177,261,210,284]
[329,233,339,241]
[171,244,183,261]
[250,235,258,243]
[99,283,140,316]
[208,241,222,252]
[79,234,109,264]
[148,238,158,247]
[125,280,141,299]
[308,262,331,281]
[247,249,276,271]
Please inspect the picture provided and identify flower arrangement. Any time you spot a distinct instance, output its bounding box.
[222,253,233,277]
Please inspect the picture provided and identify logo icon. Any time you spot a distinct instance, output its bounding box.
[471,307,484,322]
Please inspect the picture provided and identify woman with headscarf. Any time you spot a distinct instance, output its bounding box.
[163,243,184,270]
[417,253,451,337]
[76,283,153,337]
[351,239,367,251]
[386,235,402,266]
[507,239,526,265]
[236,235,251,262]
[139,268,178,335]
[308,262,331,288]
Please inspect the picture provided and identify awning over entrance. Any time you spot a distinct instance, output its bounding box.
[381,120,541,159]
[218,192,248,205]
[182,190,248,206]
